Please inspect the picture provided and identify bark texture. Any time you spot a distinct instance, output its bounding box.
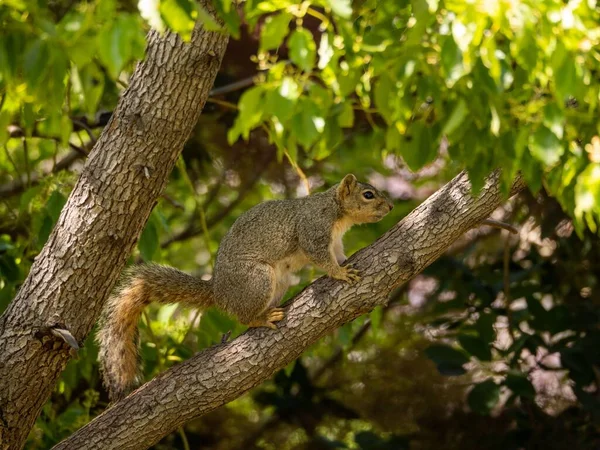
[55,171,527,450]
[0,11,229,449]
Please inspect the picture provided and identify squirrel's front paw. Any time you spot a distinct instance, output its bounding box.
[332,264,361,284]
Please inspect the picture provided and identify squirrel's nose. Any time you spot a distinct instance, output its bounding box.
[387,201,393,212]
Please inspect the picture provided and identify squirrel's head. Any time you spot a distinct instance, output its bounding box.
[335,174,393,224]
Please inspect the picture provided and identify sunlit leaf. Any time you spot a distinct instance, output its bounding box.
[159,0,196,41]
[260,13,291,51]
[288,28,316,72]
[326,0,352,18]
[529,126,564,166]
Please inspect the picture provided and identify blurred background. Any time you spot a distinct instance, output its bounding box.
[2,0,600,448]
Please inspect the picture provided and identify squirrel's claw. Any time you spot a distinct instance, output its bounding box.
[247,308,285,330]
[266,308,285,322]
[334,264,361,284]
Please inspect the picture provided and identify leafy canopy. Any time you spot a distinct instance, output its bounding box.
[2,0,600,448]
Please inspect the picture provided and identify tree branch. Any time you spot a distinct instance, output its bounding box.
[55,171,527,450]
[0,9,229,449]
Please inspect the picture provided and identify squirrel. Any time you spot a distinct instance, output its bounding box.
[97,174,393,401]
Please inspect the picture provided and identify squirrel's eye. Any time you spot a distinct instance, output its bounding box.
[363,191,375,199]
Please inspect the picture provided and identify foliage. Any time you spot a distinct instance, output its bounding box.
[2,0,600,448]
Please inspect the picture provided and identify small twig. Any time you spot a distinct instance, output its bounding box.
[71,118,97,144]
[68,142,89,156]
[221,330,232,344]
[209,76,257,96]
[206,98,238,110]
[178,427,191,450]
[481,218,518,234]
[160,193,185,210]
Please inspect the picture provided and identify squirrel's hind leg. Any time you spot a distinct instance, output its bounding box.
[247,308,285,330]
[215,261,285,328]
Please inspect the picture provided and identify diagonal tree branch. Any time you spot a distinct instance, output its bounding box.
[55,171,527,450]
[0,6,229,449]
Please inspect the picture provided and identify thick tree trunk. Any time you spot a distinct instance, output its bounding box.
[55,172,527,450]
[0,10,229,449]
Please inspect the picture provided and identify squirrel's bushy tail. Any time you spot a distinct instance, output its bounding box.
[97,264,214,401]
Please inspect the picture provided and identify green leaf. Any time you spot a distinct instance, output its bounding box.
[514,28,537,71]
[425,344,469,376]
[213,0,241,38]
[138,215,159,261]
[159,0,197,41]
[138,0,166,32]
[201,308,238,334]
[279,76,301,100]
[374,73,395,124]
[553,55,582,102]
[326,0,352,18]
[474,312,496,344]
[520,152,543,195]
[196,5,224,32]
[228,86,266,143]
[337,100,354,128]
[24,39,49,87]
[370,306,383,329]
[259,13,291,51]
[441,36,464,87]
[458,334,492,361]
[575,164,600,222]
[97,15,142,78]
[265,88,295,122]
[504,371,535,399]
[78,63,105,115]
[468,380,501,415]
[338,323,352,348]
[0,110,10,147]
[442,98,468,137]
[291,98,324,148]
[400,122,438,171]
[38,214,54,248]
[529,126,563,166]
[67,35,96,68]
[560,347,595,386]
[0,254,20,282]
[385,123,401,152]
[543,103,564,139]
[47,191,67,223]
[288,28,316,72]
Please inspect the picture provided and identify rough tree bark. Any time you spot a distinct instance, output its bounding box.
[0,8,229,449]
[54,171,527,450]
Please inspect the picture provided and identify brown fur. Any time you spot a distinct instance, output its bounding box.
[97,264,213,401]
[97,175,392,401]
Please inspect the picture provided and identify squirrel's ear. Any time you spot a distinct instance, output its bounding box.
[337,174,357,198]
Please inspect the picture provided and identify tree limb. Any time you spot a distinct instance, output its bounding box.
[55,171,527,450]
[0,8,229,449]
